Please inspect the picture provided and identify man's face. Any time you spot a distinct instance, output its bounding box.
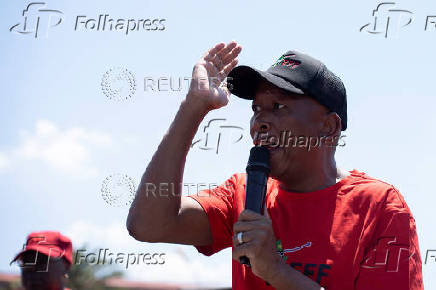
[250,80,330,180]
[19,251,67,290]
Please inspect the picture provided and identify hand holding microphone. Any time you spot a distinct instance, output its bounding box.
[232,146,282,284]
[238,146,270,266]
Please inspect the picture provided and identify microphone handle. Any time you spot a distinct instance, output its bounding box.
[239,170,268,267]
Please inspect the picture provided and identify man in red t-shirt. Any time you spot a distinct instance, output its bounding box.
[188,171,422,289]
[127,42,423,289]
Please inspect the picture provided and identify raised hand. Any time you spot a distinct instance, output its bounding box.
[187,41,242,111]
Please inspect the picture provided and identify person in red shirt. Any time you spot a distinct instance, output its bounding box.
[188,170,422,289]
[127,42,423,289]
[11,231,73,290]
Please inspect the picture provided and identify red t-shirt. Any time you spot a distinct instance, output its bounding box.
[187,169,423,290]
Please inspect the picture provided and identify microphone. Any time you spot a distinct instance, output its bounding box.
[239,146,270,266]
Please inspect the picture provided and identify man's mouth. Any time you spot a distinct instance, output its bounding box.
[265,145,281,153]
[253,140,281,152]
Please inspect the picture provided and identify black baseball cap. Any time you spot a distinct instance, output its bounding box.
[227,50,347,131]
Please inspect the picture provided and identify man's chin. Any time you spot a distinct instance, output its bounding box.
[269,171,279,180]
[268,149,293,180]
[268,148,282,170]
[268,163,282,180]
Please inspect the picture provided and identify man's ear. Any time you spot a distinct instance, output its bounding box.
[321,112,341,137]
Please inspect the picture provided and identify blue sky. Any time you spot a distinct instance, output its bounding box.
[1,0,436,287]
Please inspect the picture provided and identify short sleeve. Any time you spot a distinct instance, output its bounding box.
[355,187,423,290]
[187,174,238,256]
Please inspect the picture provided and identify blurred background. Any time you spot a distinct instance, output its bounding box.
[0,0,435,289]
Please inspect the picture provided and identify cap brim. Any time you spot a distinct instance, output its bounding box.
[10,252,22,265]
[227,65,304,100]
[10,246,67,265]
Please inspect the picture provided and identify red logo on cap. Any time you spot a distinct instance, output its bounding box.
[272,54,301,69]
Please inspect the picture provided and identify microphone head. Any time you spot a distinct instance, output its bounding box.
[247,146,270,172]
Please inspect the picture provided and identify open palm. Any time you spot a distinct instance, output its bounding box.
[188,41,242,110]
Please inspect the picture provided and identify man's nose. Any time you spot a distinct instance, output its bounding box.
[258,122,270,132]
[252,119,271,140]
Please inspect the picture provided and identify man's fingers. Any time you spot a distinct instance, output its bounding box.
[232,241,256,262]
[233,219,270,233]
[216,71,226,83]
[222,59,238,79]
[203,61,220,78]
[213,59,238,85]
[208,42,226,56]
[238,209,265,221]
[232,230,256,246]
[201,42,241,80]
[232,243,252,262]
[206,43,241,71]
[217,41,238,59]
[221,45,242,65]
[210,54,225,71]
[203,42,226,61]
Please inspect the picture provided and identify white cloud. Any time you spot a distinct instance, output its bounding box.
[65,220,231,287]
[3,119,112,178]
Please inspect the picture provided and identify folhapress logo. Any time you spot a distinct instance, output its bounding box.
[360,2,413,39]
[75,15,166,35]
[10,2,167,39]
[10,2,63,38]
